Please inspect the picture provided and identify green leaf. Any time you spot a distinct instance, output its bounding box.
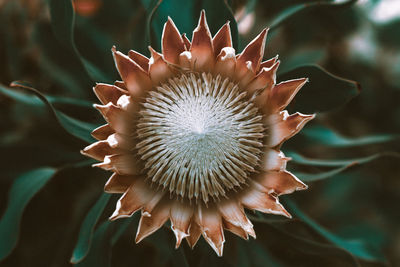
[295,165,356,182]
[279,65,361,113]
[3,82,97,143]
[0,83,92,108]
[48,0,110,82]
[56,112,97,143]
[0,167,57,260]
[288,151,400,167]
[269,0,357,32]
[48,0,74,46]
[0,83,44,107]
[248,215,361,265]
[302,125,400,147]
[70,193,111,264]
[144,0,165,51]
[111,216,135,246]
[290,151,400,182]
[75,217,134,267]
[46,95,93,109]
[285,200,386,262]
[278,48,325,74]
[75,221,113,267]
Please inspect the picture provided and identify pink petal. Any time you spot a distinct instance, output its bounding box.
[91,124,114,140]
[246,61,280,96]
[186,220,202,249]
[94,103,134,135]
[259,55,279,70]
[223,220,249,240]
[214,47,236,79]
[212,22,232,57]
[257,170,307,196]
[135,200,170,243]
[116,94,140,114]
[81,140,123,161]
[269,78,308,112]
[104,173,136,193]
[128,50,150,72]
[261,149,290,171]
[106,133,135,150]
[112,47,152,98]
[196,205,225,257]
[93,154,140,175]
[236,28,268,74]
[148,46,174,85]
[190,10,214,71]
[109,178,151,220]
[181,33,191,50]
[162,17,186,65]
[170,201,194,248]
[240,185,291,218]
[179,51,192,69]
[93,83,126,105]
[114,80,127,90]
[217,200,255,238]
[141,191,165,216]
[267,112,315,147]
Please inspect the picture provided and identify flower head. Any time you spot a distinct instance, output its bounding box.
[82,10,314,256]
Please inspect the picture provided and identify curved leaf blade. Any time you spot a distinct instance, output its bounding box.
[302,125,400,147]
[285,200,386,262]
[279,65,361,114]
[288,151,400,167]
[269,0,357,32]
[70,193,111,264]
[75,221,113,267]
[3,82,97,143]
[0,167,57,261]
[290,152,400,182]
[75,217,134,267]
[248,214,361,266]
[48,0,110,82]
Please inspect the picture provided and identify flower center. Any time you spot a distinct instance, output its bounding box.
[136,73,264,203]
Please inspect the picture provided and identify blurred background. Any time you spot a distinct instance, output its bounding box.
[0,0,399,266]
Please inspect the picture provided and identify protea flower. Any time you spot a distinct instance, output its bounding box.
[82,11,314,256]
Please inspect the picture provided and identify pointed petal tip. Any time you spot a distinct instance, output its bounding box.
[248,228,256,239]
[109,205,132,221]
[197,9,208,29]
[148,46,161,62]
[260,27,268,38]
[301,183,308,190]
[172,227,189,248]
[202,231,224,256]
[200,9,206,17]
[162,15,186,64]
[134,234,143,244]
[298,112,316,124]
[273,60,281,69]
[148,46,157,55]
